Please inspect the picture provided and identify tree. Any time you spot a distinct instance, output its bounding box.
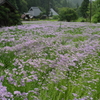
[59,7,78,22]
[80,0,89,18]
[8,0,28,13]
[0,6,21,27]
[92,11,100,23]
[92,0,100,15]
[16,0,28,13]
[8,0,83,15]
[91,0,100,23]
[8,0,17,7]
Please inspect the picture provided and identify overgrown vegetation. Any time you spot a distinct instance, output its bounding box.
[0,21,100,99]
[92,8,100,23]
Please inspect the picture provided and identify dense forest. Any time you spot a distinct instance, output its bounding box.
[8,0,83,13]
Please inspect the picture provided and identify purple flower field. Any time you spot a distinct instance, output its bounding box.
[0,21,100,100]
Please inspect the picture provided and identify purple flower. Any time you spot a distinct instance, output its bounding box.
[0,63,4,67]
[0,76,5,81]
[14,91,21,95]
[26,79,32,82]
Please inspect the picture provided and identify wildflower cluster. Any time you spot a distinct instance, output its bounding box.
[0,21,100,100]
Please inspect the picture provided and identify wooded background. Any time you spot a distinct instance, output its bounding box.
[8,0,83,13]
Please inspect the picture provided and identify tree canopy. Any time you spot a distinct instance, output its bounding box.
[1,0,100,24]
[59,7,78,21]
[0,5,21,27]
[80,0,89,18]
[8,0,83,13]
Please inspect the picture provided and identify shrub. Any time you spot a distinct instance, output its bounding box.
[92,13,100,23]
[76,17,86,22]
[59,7,78,22]
[52,15,59,20]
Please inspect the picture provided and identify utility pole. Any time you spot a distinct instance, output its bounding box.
[90,0,92,23]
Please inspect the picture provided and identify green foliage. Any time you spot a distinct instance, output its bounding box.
[91,8,100,23]
[0,51,15,69]
[59,7,78,22]
[9,0,28,13]
[16,0,28,13]
[9,0,99,23]
[0,6,21,27]
[87,1,96,17]
[95,0,100,7]
[75,17,86,22]
[92,13,100,23]
[52,15,59,20]
[80,0,89,18]
[8,0,84,16]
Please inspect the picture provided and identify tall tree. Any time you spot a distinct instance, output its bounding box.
[80,0,89,18]
[16,0,28,13]
[8,0,28,13]
[0,5,21,27]
[8,0,17,8]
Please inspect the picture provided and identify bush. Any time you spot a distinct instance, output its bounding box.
[76,17,86,22]
[92,13,100,23]
[52,15,59,20]
[59,7,78,22]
